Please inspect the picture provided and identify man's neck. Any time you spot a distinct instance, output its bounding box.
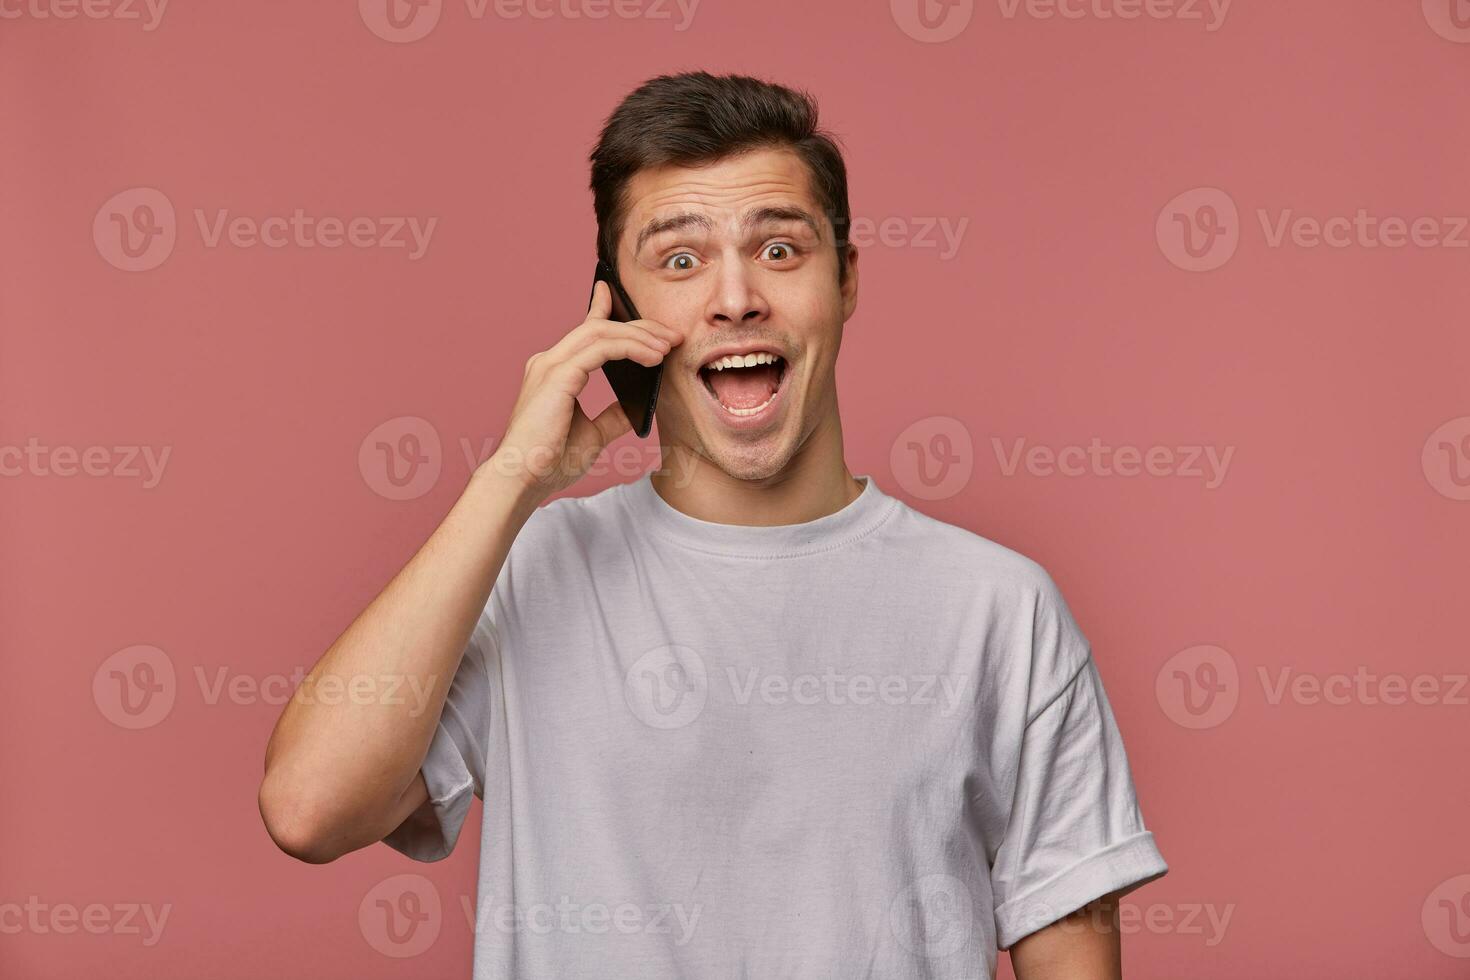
[649,414,863,527]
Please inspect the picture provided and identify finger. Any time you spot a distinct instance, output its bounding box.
[559,319,680,366]
[627,317,684,346]
[535,337,670,397]
[547,321,671,368]
[587,279,612,321]
[562,337,669,375]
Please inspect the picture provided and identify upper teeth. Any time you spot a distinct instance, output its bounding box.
[706,352,780,371]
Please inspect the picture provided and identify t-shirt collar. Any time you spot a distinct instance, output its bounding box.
[619,470,898,559]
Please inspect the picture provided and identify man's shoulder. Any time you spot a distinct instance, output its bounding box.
[520,479,629,538]
[884,494,1059,600]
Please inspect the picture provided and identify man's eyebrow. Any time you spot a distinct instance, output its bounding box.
[633,205,823,255]
[634,211,712,256]
[742,205,822,238]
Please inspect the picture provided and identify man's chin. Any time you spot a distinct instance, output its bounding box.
[698,432,798,483]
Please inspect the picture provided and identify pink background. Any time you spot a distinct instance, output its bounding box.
[4,1,1469,977]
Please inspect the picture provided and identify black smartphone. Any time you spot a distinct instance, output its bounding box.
[589,259,663,438]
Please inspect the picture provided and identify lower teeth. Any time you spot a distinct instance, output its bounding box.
[723,396,773,417]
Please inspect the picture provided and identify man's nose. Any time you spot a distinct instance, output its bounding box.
[704,258,771,326]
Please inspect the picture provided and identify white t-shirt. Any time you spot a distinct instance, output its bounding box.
[385,471,1167,979]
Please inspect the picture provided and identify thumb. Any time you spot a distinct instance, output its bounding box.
[589,398,632,448]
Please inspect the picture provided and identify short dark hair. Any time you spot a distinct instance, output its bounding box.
[589,71,852,285]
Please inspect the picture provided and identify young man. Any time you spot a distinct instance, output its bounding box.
[259,71,1167,979]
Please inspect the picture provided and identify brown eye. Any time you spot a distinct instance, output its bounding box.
[764,243,794,261]
[665,252,699,271]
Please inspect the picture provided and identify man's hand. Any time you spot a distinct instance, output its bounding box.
[1009,891,1123,980]
[490,279,682,500]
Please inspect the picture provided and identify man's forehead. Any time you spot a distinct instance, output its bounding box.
[621,149,821,236]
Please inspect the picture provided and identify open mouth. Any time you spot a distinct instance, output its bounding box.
[697,350,788,419]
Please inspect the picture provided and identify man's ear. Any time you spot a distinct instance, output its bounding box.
[840,245,859,323]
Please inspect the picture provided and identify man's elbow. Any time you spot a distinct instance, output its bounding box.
[258,773,347,865]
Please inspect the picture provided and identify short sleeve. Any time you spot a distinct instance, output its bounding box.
[381,608,499,862]
[990,580,1168,949]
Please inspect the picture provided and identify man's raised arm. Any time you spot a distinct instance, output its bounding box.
[256,281,680,863]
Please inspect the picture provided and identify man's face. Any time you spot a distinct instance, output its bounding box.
[615,147,859,482]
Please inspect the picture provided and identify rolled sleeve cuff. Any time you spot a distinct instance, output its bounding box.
[994,831,1169,949]
[380,730,476,863]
